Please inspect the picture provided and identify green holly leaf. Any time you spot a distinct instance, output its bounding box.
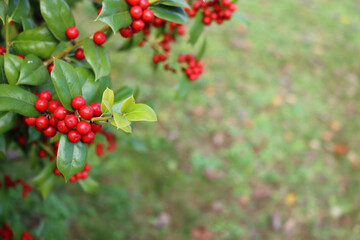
[4,53,23,85]
[156,0,190,9]
[114,86,133,102]
[124,104,157,122]
[175,74,191,99]
[96,0,132,33]
[150,4,188,24]
[40,0,75,41]
[0,84,40,117]
[118,31,144,51]
[51,58,82,111]
[21,17,37,30]
[197,38,207,60]
[0,112,19,134]
[188,10,204,45]
[18,54,49,86]
[12,25,59,59]
[111,112,131,129]
[76,67,103,104]
[101,88,114,114]
[56,135,87,182]
[0,55,7,84]
[78,177,99,193]
[33,162,57,199]
[120,95,136,113]
[8,0,30,23]
[0,1,7,25]
[83,38,111,81]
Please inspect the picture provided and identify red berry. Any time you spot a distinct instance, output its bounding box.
[68,130,81,143]
[64,114,78,128]
[66,26,79,39]
[223,9,232,19]
[127,0,140,6]
[81,171,89,179]
[48,100,62,113]
[36,116,49,129]
[84,163,91,171]
[82,131,95,143]
[54,168,61,175]
[25,117,37,125]
[18,135,26,145]
[90,102,102,116]
[229,3,237,12]
[0,46,5,55]
[79,105,94,120]
[76,121,91,135]
[72,96,86,110]
[93,31,107,45]
[43,126,57,137]
[91,122,102,133]
[75,172,83,179]
[203,16,212,25]
[139,0,149,9]
[75,48,85,60]
[39,90,52,101]
[35,98,48,112]
[107,142,117,152]
[69,176,77,182]
[98,8,102,15]
[38,149,47,158]
[142,9,154,22]
[48,63,54,73]
[50,156,54,161]
[54,106,67,120]
[17,54,25,59]
[153,55,160,63]
[130,6,143,19]
[96,143,104,156]
[104,131,115,142]
[222,0,232,7]
[132,19,145,31]
[119,26,133,38]
[57,120,70,133]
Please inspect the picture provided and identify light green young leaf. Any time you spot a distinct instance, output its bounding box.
[101,88,114,114]
[125,104,157,122]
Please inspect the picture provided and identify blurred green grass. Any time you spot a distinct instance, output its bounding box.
[67,0,360,239]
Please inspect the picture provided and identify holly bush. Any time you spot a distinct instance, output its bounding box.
[0,0,241,238]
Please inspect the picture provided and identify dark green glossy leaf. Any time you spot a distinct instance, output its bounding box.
[4,53,22,85]
[175,74,190,99]
[28,126,41,142]
[188,10,203,45]
[21,17,37,30]
[114,86,133,102]
[78,177,99,193]
[0,111,19,134]
[40,0,75,41]
[157,0,190,9]
[51,58,82,111]
[8,0,30,23]
[0,84,40,117]
[12,25,59,59]
[150,4,188,24]
[197,38,207,60]
[0,1,7,25]
[84,38,111,80]
[96,0,131,33]
[0,55,6,84]
[18,54,49,86]
[57,135,87,182]
[76,67,102,104]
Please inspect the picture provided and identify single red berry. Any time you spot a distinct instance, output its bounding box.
[91,122,102,133]
[130,6,143,19]
[36,116,49,129]
[75,48,85,60]
[79,105,94,120]
[142,9,154,22]
[127,0,140,6]
[153,55,160,63]
[17,54,24,59]
[0,46,5,55]
[82,131,95,143]
[84,163,91,171]
[93,31,107,45]
[223,9,232,19]
[71,96,86,110]
[38,150,47,158]
[43,126,57,137]
[76,121,91,135]
[222,0,232,7]
[54,168,61,175]
[229,3,237,12]
[64,114,78,128]
[66,26,79,39]
[81,171,89,179]
[96,143,104,156]
[90,102,102,116]
[54,106,67,120]
[50,156,54,161]
[107,142,117,152]
[68,130,81,143]
[18,135,26,145]
[48,63,54,73]
[98,7,102,15]
[75,172,83,179]
[203,16,212,25]
[39,90,52,101]
[35,98,48,112]
[48,100,62,113]
[104,131,115,142]
[69,176,77,182]
[132,19,145,31]
[57,120,70,133]
[54,140,60,149]
[25,117,37,125]
[119,26,133,38]
[139,0,149,9]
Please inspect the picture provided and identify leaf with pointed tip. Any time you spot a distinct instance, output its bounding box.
[4,53,23,85]
[0,1,7,25]
[83,38,111,80]
[101,88,114,114]
[96,0,131,33]
[188,10,204,45]
[157,0,190,9]
[125,104,157,122]
[120,96,136,113]
[18,54,49,86]
[76,67,103,104]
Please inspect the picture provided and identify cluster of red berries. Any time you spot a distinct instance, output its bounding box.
[119,0,154,38]
[24,91,103,144]
[1,175,33,199]
[178,54,204,81]
[151,33,177,63]
[0,223,42,240]
[95,131,117,156]
[54,162,91,183]
[186,0,237,25]
[169,22,186,35]
[66,26,106,45]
